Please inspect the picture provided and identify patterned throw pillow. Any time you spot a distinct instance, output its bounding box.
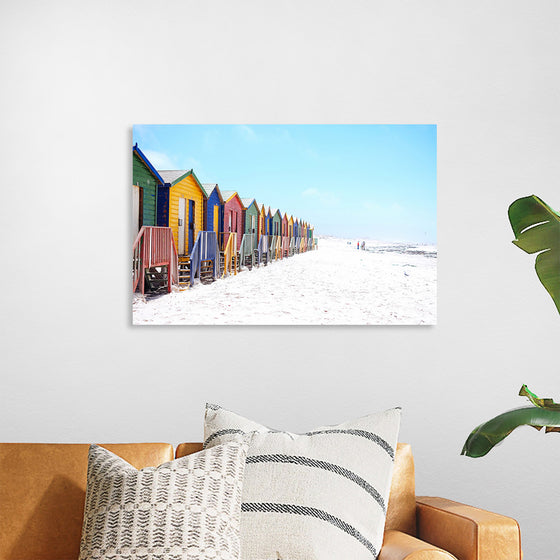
[204,405,401,560]
[79,442,248,560]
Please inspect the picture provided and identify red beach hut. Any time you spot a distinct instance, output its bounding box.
[221,190,244,251]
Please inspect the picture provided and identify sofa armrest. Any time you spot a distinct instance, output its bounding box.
[379,530,457,559]
[416,497,522,560]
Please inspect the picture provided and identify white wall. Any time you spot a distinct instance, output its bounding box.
[1,1,559,558]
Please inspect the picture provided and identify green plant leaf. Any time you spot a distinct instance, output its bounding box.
[508,195,560,314]
[519,384,560,410]
[461,406,560,458]
[462,386,560,458]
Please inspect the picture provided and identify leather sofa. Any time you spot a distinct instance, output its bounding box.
[0,442,522,560]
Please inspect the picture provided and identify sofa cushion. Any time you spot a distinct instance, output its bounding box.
[0,442,173,560]
[204,404,401,560]
[79,442,248,560]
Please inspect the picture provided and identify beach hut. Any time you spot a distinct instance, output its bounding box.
[202,183,224,239]
[132,144,165,237]
[298,219,304,252]
[282,212,288,238]
[259,203,267,240]
[288,215,295,256]
[282,212,289,257]
[300,220,307,252]
[216,190,243,276]
[242,198,259,240]
[221,190,244,251]
[241,198,259,268]
[132,145,178,295]
[264,206,272,236]
[255,203,269,266]
[272,209,282,237]
[270,208,282,260]
[157,169,205,257]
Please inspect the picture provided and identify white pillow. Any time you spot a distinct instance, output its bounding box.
[204,404,401,560]
[79,441,248,560]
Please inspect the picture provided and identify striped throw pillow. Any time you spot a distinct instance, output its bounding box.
[79,442,248,560]
[204,405,401,560]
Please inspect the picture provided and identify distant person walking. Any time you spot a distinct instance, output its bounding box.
[361,241,365,250]
[357,241,360,250]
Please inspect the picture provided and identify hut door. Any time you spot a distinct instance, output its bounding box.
[213,205,219,236]
[188,200,195,252]
[178,197,186,255]
[132,185,141,238]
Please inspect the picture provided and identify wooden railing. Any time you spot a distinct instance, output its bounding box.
[132,226,178,294]
[222,231,237,277]
[190,231,219,285]
[275,235,283,259]
[258,234,269,265]
[219,231,241,252]
[240,233,255,268]
[282,236,289,257]
[270,236,277,260]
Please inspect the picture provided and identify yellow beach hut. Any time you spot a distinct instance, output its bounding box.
[158,169,205,256]
[288,215,295,255]
[259,204,267,239]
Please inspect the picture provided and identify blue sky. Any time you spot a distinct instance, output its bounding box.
[133,125,437,243]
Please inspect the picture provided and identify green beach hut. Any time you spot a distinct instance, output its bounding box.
[241,197,259,268]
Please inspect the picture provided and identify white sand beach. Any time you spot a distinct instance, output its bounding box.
[132,237,437,325]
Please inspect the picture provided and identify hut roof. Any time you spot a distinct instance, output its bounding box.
[133,144,165,184]
[241,197,256,209]
[158,169,206,194]
[202,183,224,202]
[221,190,239,203]
[201,183,216,196]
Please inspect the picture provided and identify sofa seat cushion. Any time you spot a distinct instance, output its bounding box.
[204,404,401,560]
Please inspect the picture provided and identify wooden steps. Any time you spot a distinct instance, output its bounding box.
[144,266,169,295]
[177,256,191,288]
[200,259,214,284]
[243,254,253,270]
